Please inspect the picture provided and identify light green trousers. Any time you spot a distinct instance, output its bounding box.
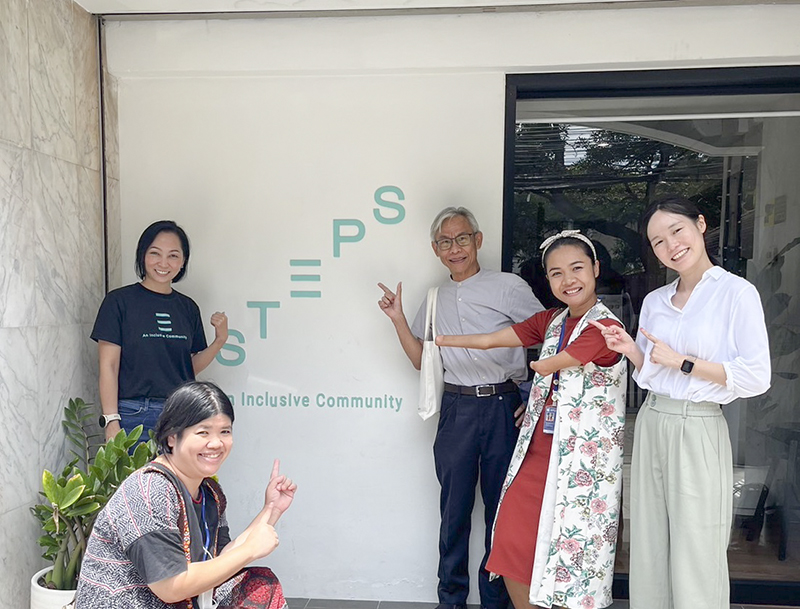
[630,392,733,609]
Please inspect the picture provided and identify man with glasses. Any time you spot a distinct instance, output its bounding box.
[378,207,542,609]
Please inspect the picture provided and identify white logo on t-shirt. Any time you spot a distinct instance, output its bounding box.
[155,312,172,333]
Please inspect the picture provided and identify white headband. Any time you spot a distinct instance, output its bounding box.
[540,229,597,262]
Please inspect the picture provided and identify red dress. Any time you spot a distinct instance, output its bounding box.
[485,309,621,584]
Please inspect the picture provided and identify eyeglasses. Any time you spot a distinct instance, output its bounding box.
[435,233,474,250]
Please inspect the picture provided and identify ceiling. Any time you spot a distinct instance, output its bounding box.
[73,0,660,16]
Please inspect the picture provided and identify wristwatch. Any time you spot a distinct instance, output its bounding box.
[99,413,122,428]
[680,359,695,375]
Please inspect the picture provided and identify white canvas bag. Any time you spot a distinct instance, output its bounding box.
[418,287,444,420]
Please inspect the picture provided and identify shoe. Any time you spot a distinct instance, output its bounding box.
[435,604,467,609]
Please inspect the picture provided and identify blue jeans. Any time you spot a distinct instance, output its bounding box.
[118,397,165,440]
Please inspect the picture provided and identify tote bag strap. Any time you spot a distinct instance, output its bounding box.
[424,287,439,341]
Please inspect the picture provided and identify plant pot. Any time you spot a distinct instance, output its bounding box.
[30,567,75,609]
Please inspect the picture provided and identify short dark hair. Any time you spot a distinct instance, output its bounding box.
[542,237,596,270]
[135,220,191,282]
[154,381,235,454]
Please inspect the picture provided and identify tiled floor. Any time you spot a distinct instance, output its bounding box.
[286,599,794,609]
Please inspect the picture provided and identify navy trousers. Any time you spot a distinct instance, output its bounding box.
[433,389,520,609]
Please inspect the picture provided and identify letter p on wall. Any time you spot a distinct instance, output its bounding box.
[333,219,365,257]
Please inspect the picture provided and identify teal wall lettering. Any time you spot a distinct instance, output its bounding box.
[333,219,365,257]
[373,186,405,225]
[217,329,246,367]
[247,301,281,339]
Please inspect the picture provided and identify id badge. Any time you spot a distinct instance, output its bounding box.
[543,404,556,435]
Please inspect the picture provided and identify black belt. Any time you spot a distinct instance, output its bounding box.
[444,380,518,398]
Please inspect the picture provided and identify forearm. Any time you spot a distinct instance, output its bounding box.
[531,350,580,377]
[437,327,522,350]
[683,357,727,387]
[391,316,423,370]
[191,338,226,375]
[150,544,258,603]
[98,369,119,415]
[627,346,645,372]
[97,342,121,415]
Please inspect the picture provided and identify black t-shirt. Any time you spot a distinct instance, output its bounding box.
[91,283,208,399]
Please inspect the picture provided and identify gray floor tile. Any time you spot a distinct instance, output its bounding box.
[377,603,439,609]
[306,600,379,609]
[286,599,310,609]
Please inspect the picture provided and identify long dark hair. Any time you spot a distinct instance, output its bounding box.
[135,220,191,282]
[154,381,235,454]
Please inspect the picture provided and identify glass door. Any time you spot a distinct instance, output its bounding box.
[508,88,800,602]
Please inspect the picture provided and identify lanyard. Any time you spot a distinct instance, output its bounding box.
[542,316,569,435]
[199,487,213,561]
[551,316,569,392]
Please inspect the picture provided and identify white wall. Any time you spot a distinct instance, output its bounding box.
[104,3,800,601]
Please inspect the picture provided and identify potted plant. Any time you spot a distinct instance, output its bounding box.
[30,398,156,608]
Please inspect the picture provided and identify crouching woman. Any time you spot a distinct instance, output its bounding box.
[76,381,295,609]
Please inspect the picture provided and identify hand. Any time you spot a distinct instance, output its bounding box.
[244,503,280,560]
[377,282,405,322]
[264,459,297,519]
[513,404,526,428]
[210,311,228,343]
[104,419,121,442]
[640,328,683,369]
[588,320,636,356]
[529,360,547,376]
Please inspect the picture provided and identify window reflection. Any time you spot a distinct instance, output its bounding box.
[512,110,800,583]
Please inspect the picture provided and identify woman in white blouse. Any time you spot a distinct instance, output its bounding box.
[592,196,770,609]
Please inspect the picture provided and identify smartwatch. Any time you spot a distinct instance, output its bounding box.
[680,359,695,375]
[99,413,122,428]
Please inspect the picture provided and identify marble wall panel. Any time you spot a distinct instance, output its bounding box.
[103,72,120,180]
[37,324,85,474]
[77,167,104,324]
[81,323,100,404]
[0,327,39,514]
[0,141,35,329]
[29,0,77,164]
[0,0,31,148]
[0,503,47,609]
[74,5,100,172]
[31,151,82,327]
[107,176,123,289]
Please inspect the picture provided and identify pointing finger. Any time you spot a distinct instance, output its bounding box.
[588,320,611,333]
[271,458,280,480]
[377,282,395,297]
[639,328,658,343]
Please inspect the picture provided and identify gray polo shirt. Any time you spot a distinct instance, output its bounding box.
[411,268,543,386]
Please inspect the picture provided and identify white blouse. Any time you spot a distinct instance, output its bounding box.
[632,266,771,404]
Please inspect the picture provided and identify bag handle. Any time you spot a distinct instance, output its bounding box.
[424,287,439,341]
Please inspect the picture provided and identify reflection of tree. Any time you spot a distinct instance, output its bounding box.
[512,124,724,277]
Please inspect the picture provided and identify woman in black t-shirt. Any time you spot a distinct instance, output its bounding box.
[91,220,229,441]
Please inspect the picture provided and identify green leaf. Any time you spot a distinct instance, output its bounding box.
[69,502,102,517]
[132,442,151,466]
[42,470,58,504]
[60,484,86,510]
[126,425,143,445]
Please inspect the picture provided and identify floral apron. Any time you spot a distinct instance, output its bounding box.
[493,302,627,609]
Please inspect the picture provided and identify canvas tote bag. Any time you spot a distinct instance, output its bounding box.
[418,287,444,420]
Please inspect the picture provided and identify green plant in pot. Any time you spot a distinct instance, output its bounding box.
[30,398,156,591]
